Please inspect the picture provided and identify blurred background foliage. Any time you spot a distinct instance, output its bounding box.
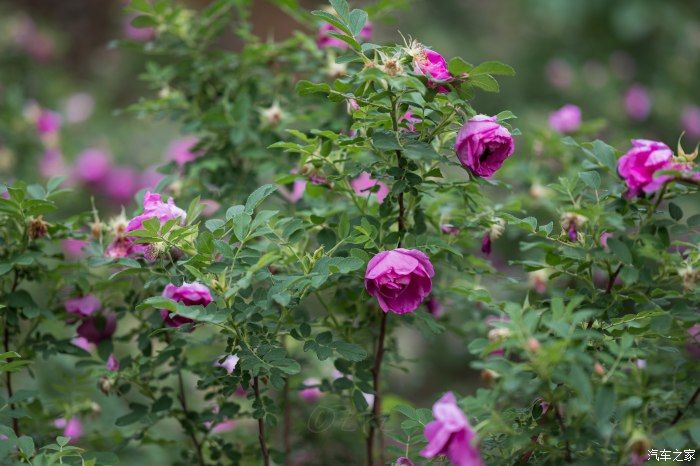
[1,0,699,464]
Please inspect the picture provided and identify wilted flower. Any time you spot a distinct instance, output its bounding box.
[379,50,404,77]
[65,295,101,317]
[455,115,515,177]
[351,172,389,204]
[260,102,284,126]
[548,104,581,133]
[28,215,48,240]
[678,265,698,290]
[560,212,587,242]
[420,392,484,466]
[365,248,435,314]
[299,378,323,403]
[624,84,651,121]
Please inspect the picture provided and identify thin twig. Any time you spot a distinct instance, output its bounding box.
[554,404,572,463]
[176,368,206,466]
[254,376,270,466]
[670,386,700,425]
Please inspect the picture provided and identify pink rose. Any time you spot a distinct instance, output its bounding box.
[76,313,117,344]
[299,378,323,403]
[440,224,460,236]
[106,353,120,372]
[39,149,67,178]
[160,282,212,328]
[167,136,202,166]
[413,48,451,93]
[140,166,165,191]
[365,248,434,314]
[600,232,613,250]
[425,297,443,318]
[681,106,700,139]
[617,139,674,197]
[36,109,61,135]
[548,104,581,133]
[54,417,83,443]
[71,336,95,353]
[123,14,156,41]
[216,354,239,374]
[687,324,700,359]
[351,172,389,204]
[126,191,186,233]
[61,238,86,260]
[399,111,421,132]
[420,392,484,466]
[455,115,515,177]
[545,59,573,89]
[65,295,101,317]
[74,148,111,184]
[103,167,138,204]
[201,199,221,217]
[316,22,372,49]
[624,84,651,121]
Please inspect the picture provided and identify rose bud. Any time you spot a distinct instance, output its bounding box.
[455,115,515,177]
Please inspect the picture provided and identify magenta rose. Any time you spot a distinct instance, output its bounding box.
[36,109,61,135]
[126,191,187,233]
[76,312,117,344]
[617,139,674,197]
[681,106,700,138]
[54,417,83,443]
[166,136,202,166]
[420,392,484,466]
[351,172,389,204]
[624,84,651,121]
[364,248,434,314]
[413,48,451,93]
[548,104,581,133]
[74,148,111,184]
[455,115,515,177]
[65,295,101,317]
[160,282,213,328]
[299,378,323,403]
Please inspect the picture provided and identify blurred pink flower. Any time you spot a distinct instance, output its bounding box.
[140,166,165,191]
[126,191,186,232]
[545,59,573,89]
[123,14,156,41]
[681,106,700,139]
[624,84,651,121]
[71,336,95,352]
[13,16,55,62]
[365,248,434,314]
[39,149,68,178]
[36,109,61,135]
[106,353,120,372]
[62,239,87,260]
[548,104,582,133]
[421,392,484,466]
[54,417,83,443]
[600,232,613,250]
[204,406,237,434]
[351,172,389,204]
[299,378,323,403]
[76,313,117,344]
[103,167,138,204]
[687,324,700,359]
[425,297,444,318]
[74,149,111,184]
[167,136,202,166]
[440,224,460,236]
[65,295,101,317]
[63,93,95,124]
[316,22,372,49]
[400,111,421,132]
[396,458,415,466]
[201,199,221,217]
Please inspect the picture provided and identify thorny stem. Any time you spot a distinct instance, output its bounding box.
[254,376,271,466]
[670,386,700,425]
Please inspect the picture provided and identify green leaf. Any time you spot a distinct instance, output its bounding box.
[333,341,368,362]
[310,10,351,36]
[329,0,350,21]
[579,171,601,189]
[296,80,332,96]
[468,74,499,93]
[687,214,700,227]
[17,435,34,458]
[115,404,148,426]
[348,9,368,37]
[669,202,683,221]
[469,61,515,76]
[245,184,277,213]
[353,389,369,411]
[606,237,632,264]
[447,57,473,75]
[372,131,401,151]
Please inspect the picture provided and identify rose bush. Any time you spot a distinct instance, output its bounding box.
[0,1,699,465]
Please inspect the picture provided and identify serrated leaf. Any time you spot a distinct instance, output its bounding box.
[469,61,515,76]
